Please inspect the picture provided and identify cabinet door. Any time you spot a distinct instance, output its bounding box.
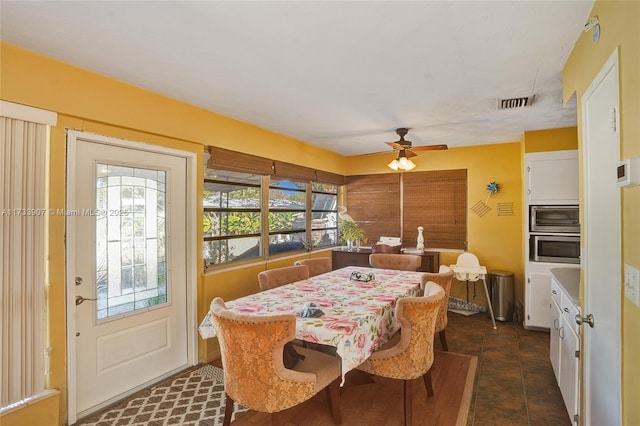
[526,151,579,203]
[550,298,561,381]
[525,271,552,328]
[559,316,580,422]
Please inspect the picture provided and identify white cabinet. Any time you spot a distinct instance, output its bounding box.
[526,150,579,204]
[550,291,561,380]
[525,262,553,329]
[550,276,580,424]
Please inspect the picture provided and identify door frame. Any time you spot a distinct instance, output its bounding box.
[65,130,198,424]
[580,48,622,425]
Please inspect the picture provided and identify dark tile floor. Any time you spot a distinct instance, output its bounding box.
[443,311,571,426]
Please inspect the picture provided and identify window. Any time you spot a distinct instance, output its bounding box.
[203,169,339,269]
[203,170,262,266]
[268,178,307,254]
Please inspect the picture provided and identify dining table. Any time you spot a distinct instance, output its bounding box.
[199,266,427,384]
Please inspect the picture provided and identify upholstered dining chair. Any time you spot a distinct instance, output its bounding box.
[293,257,332,277]
[257,264,309,291]
[368,253,422,271]
[423,265,455,351]
[210,297,342,426]
[356,282,444,426]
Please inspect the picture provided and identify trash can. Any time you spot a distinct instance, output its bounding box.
[488,270,515,322]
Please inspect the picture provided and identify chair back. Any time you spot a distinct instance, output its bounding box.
[363,282,444,379]
[369,253,422,271]
[210,297,317,412]
[257,264,309,291]
[423,266,454,333]
[293,258,332,277]
[455,252,481,282]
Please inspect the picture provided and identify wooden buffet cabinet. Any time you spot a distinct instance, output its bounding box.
[332,248,440,272]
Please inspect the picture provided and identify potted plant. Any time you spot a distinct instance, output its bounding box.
[338,219,366,251]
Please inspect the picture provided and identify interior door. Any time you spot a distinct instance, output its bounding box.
[67,131,190,421]
[581,49,621,425]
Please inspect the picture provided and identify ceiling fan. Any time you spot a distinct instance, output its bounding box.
[386,128,448,158]
[385,128,447,171]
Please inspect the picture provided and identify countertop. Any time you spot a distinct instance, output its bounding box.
[550,267,580,307]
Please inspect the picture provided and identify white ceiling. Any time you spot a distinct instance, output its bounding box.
[1,1,594,156]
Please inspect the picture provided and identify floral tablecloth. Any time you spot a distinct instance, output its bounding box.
[199,266,425,383]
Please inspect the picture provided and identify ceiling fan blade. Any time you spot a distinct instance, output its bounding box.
[411,144,448,151]
[404,150,418,158]
[386,141,405,150]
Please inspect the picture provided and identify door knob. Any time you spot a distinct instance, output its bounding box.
[75,295,97,306]
[575,313,595,328]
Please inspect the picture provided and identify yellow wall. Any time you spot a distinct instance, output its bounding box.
[523,127,578,153]
[562,1,640,423]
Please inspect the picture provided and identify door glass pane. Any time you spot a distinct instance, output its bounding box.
[96,163,167,320]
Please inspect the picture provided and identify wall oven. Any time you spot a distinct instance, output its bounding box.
[530,205,580,233]
[530,235,580,264]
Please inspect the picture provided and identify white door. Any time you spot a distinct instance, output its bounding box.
[67,131,191,421]
[581,49,621,425]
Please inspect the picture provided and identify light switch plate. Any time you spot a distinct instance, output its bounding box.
[624,264,640,306]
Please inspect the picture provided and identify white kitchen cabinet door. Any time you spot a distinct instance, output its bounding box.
[559,316,580,423]
[525,269,552,329]
[526,150,579,204]
[550,297,561,381]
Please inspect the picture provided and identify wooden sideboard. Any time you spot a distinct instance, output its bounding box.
[332,247,440,273]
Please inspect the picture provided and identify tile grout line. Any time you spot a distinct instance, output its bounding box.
[516,326,533,425]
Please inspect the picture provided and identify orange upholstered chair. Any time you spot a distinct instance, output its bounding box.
[423,265,455,351]
[293,258,332,277]
[357,282,444,426]
[257,264,309,291]
[368,253,422,271]
[210,297,342,425]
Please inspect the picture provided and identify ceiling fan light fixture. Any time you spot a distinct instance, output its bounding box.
[404,159,416,171]
[388,152,416,171]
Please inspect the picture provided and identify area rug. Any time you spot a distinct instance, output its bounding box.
[77,364,246,426]
[233,350,478,426]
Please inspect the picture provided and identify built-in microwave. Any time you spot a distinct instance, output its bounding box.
[530,235,580,264]
[530,205,580,234]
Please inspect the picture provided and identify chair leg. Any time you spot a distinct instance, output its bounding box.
[223,393,234,426]
[423,369,434,397]
[403,379,413,426]
[439,329,448,351]
[326,378,342,424]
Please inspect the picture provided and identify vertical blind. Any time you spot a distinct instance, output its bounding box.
[0,116,48,410]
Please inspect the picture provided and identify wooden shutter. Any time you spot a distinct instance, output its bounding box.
[402,169,467,249]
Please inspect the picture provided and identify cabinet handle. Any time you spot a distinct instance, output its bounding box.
[553,318,559,330]
[564,307,570,313]
[559,326,564,339]
[552,290,557,295]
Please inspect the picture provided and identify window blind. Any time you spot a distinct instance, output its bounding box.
[0,116,48,410]
[402,169,467,249]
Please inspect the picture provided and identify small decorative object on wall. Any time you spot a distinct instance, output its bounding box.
[416,226,425,251]
[497,202,514,216]
[470,200,491,217]
[485,181,501,203]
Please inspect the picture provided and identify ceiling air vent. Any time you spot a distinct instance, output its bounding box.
[497,95,534,110]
